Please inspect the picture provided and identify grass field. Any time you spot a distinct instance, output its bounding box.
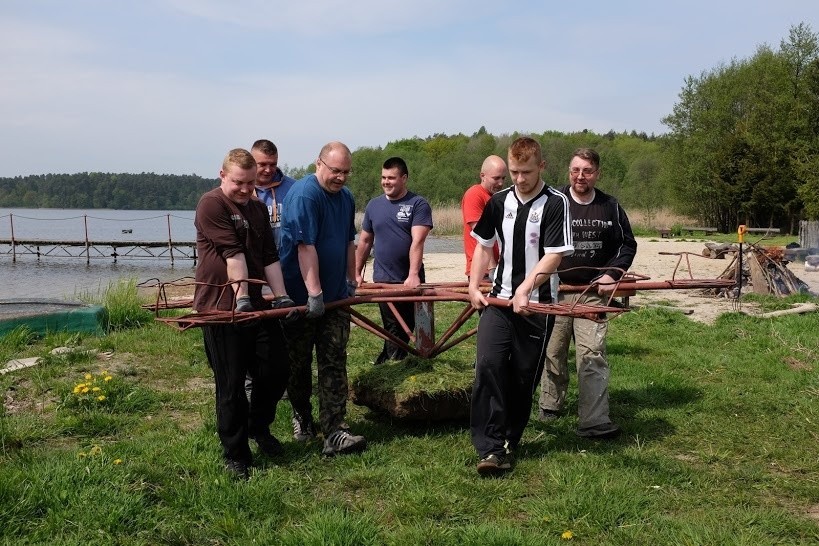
[1,287,818,544]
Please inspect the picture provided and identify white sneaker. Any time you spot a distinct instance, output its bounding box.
[322,429,367,456]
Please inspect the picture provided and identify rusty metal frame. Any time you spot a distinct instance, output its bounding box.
[145,260,737,359]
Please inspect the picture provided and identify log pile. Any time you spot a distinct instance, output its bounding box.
[702,242,737,259]
[704,244,813,298]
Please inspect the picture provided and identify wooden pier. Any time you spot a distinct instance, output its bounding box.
[0,238,196,264]
[0,212,196,265]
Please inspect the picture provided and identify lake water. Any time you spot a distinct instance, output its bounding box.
[0,208,461,300]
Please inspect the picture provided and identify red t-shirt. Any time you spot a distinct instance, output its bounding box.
[461,183,499,276]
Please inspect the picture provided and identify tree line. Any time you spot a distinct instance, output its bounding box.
[1,23,816,233]
[0,172,217,210]
[0,130,664,213]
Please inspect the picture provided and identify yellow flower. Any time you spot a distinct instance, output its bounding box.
[92,387,101,392]
[561,530,574,540]
[89,445,102,455]
[113,459,123,465]
[81,387,90,394]
[84,373,92,380]
[104,376,113,382]
[73,386,82,394]
[77,451,87,458]
[97,395,106,401]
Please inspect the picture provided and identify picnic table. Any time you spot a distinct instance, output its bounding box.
[681,226,718,236]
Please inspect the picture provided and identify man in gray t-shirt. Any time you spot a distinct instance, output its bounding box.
[354,156,433,364]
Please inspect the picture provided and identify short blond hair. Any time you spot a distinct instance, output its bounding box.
[222,148,256,171]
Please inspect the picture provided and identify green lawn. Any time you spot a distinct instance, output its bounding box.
[1,293,818,545]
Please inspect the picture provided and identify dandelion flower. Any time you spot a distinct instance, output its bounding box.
[89,445,102,455]
[84,373,92,380]
[73,386,82,394]
[81,387,90,394]
[113,459,123,465]
[561,530,574,540]
[104,376,113,382]
[97,395,106,401]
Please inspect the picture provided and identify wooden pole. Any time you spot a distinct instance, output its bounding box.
[10,213,16,263]
[167,214,174,265]
[84,215,90,265]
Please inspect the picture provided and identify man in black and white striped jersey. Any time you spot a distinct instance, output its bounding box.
[467,136,574,476]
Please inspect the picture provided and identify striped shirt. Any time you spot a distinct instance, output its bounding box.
[472,183,574,303]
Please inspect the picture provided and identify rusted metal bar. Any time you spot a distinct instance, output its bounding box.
[432,327,479,357]
[347,306,421,357]
[428,303,476,355]
[385,301,415,343]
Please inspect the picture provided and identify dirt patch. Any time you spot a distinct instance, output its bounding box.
[783,356,813,372]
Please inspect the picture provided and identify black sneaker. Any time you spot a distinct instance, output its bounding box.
[224,458,250,481]
[576,422,621,440]
[322,429,367,456]
[251,432,283,457]
[292,412,317,442]
[537,408,561,423]
[476,453,513,476]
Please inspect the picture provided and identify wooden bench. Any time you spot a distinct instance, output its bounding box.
[681,226,718,236]
[745,227,783,235]
[658,228,672,238]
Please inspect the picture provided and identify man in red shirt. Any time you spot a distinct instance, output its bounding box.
[461,155,507,278]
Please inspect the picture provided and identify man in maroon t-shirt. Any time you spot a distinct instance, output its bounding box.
[194,148,295,479]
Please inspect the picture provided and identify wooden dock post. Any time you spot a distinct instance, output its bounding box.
[9,213,16,263]
[83,215,90,265]
[167,214,174,265]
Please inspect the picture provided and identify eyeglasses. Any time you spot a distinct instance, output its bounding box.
[569,167,599,176]
[319,157,352,176]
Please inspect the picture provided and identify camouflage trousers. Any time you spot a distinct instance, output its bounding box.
[284,307,351,435]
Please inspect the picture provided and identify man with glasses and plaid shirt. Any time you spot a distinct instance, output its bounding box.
[537,147,637,440]
[279,141,367,456]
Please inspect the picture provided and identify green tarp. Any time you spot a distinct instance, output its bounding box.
[0,299,106,337]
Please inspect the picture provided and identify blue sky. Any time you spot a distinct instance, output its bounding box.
[1,1,817,178]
